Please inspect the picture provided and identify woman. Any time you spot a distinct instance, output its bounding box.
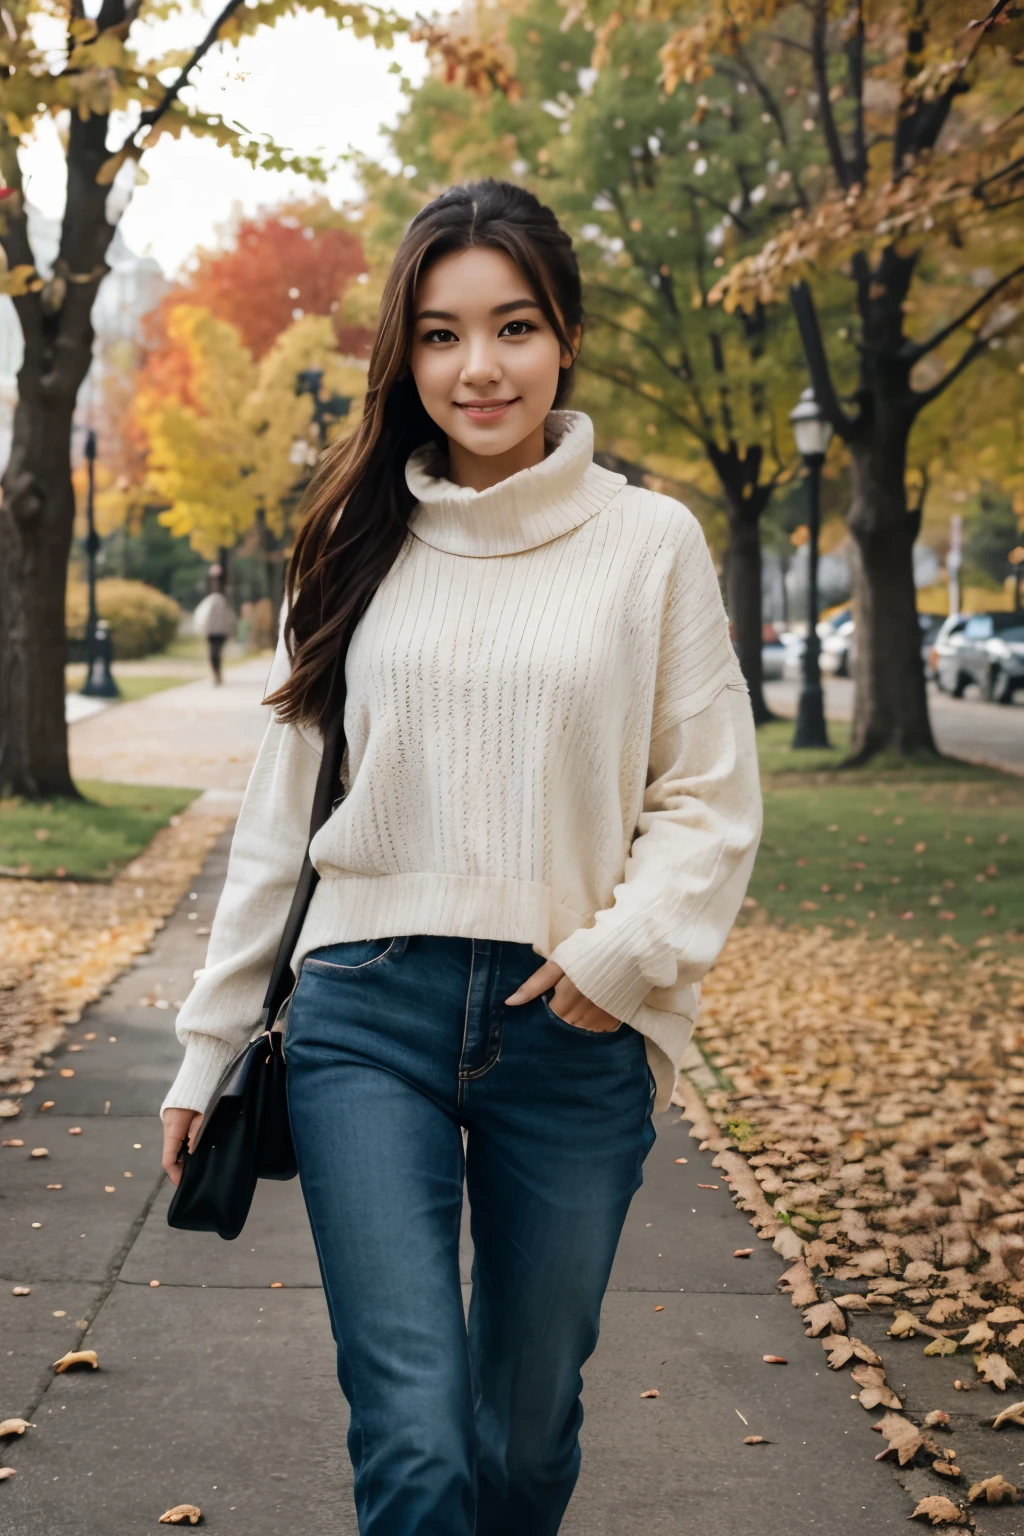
[161,180,762,1535]
[191,565,236,685]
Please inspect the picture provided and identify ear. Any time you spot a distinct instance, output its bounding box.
[560,323,582,369]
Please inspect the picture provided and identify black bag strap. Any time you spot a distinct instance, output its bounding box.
[260,608,364,1026]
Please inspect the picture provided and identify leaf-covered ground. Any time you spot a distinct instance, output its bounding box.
[0,801,231,1108]
[0,780,199,881]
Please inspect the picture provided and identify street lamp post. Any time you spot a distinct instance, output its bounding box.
[788,387,833,750]
[79,428,120,700]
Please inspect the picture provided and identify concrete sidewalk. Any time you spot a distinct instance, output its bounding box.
[1,836,913,1534]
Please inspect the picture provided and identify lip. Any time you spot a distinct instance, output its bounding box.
[454,398,519,422]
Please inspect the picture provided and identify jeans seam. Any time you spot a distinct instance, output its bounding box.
[456,940,477,1107]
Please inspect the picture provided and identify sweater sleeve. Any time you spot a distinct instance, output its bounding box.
[547,522,762,1023]
[159,633,322,1121]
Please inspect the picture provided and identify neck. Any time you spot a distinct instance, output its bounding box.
[446,418,548,492]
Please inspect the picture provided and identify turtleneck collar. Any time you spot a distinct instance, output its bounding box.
[405,411,626,558]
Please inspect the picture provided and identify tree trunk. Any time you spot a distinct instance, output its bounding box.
[845,435,937,764]
[725,501,774,725]
[0,381,80,798]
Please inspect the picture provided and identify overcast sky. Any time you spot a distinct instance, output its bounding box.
[19,0,433,276]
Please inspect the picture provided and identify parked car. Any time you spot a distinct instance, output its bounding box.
[761,622,788,680]
[934,611,1024,702]
[790,611,943,679]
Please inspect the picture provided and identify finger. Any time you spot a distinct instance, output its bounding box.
[505,960,563,1006]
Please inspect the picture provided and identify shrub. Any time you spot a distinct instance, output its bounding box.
[66,579,183,660]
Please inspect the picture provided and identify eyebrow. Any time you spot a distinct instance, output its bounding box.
[414,298,542,322]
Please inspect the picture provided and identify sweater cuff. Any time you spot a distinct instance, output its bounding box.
[547,924,654,1025]
[160,1033,243,1122]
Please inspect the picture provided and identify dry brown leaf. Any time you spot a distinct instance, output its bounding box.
[639,1389,660,1398]
[924,1336,959,1357]
[778,1259,818,1308]
[873,1411,925,1465]
[0,1419,33,1438]
[925,1410,952,1428]
[890,1311,920,1339]
[158,1507,203,1526]
[986,1307,1024,1325]
[909,1495,968,1524]
[992,1401,1024,1429]
[733,1248,752,1258]
[0,1468,16,1481]
[961,1322,995,1349]
[743,1435,771,1444]
[932,1459,961,1479]
[52,1349,98,1374]
[967,1475,1017,1504]
[976,1354,1018,1391]
[834,1292,870,1312]
[928,1298,966,1325]
[762,1354,787,1364]
[1005,1323,1024,1348]
[804,1299,846,1337]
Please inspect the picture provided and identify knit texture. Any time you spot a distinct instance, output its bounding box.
[162,411,762,1120]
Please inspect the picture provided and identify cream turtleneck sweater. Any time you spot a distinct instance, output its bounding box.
[161,411,762,1119]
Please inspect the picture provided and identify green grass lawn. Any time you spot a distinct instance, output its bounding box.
[750,722,1023,948]
[0,780,200,881]
[64,668,191,704]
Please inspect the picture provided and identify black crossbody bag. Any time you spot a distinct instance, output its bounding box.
[167,643,352,1242]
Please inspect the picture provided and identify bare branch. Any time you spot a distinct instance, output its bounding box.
[789,280,857,438]
[578,359,713,449]
[909,261,1024,361]
[812,0,850,188]
[912,331,992,409]
[844,0,867,184]
[122,0,246,149]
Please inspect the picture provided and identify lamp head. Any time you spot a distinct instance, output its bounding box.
[789,386,834,461]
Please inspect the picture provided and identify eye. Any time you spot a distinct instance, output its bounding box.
[422,328,458,344]
[499,319,537,338]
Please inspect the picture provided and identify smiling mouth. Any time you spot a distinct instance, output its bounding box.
[454,398,519,414]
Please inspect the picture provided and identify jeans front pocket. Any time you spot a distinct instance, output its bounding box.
[540,989,629,1039]
[302,935,408,976]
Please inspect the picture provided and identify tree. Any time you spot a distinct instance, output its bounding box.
[388,5,822,722]
[0,0,399,798]
[643,0,1024,763]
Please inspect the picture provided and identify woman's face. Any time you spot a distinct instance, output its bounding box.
[409,246,573,467]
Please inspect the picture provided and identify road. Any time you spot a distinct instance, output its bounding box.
[765,676,1024,775]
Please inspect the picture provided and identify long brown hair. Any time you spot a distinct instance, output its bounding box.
[266,179,583,730]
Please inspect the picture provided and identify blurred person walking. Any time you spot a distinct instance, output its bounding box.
[160,180,762,1536]
[192,565,236,685]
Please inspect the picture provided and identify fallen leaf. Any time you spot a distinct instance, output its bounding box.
[733,1248,752,1258]
[11,1287,30,1297]
[743,1435,771,1444]
[928,1298,965,1324]
[924,1336,959,1357]
[976,1354,1018,1391]
[639,1389,660,1398]
[909,1494,967,1524]
[890,1311,920,1339]
[925,1410,952,1428]
[52,1349,98,1374]
[992,1400,1024,1429]
[986,1307,1024,1325]
[967,1475,1017,1504]
[778,1259,819,1308]
[762,1355,787,1364]
[1005,1324,1024,1348]
[835,1293,870,1312]
[0,1420,34,1438]
[30,1147,48,1158]
[58,1069,74,1078]
[654,1304,664,1311]
[158,1507,203,1525]
[697,1183,719,1190]
[804,1299,846,1337]
[961,1322,995,1349]
[932,1460,961,1479]
[674,1157,688,1164]
[0,1468,16,1481]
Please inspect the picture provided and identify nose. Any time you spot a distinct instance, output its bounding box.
[460,336,502,388]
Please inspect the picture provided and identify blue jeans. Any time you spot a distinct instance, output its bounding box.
[284,933,657,1536]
